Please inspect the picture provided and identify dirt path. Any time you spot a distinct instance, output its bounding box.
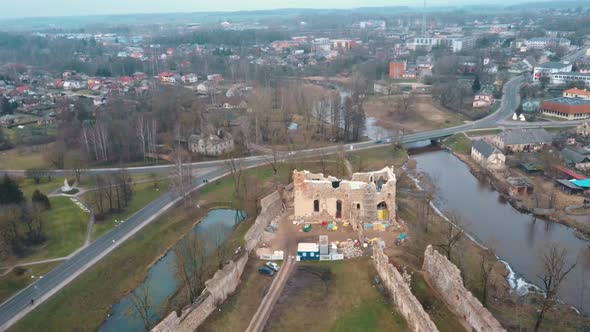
[245,255,295,332]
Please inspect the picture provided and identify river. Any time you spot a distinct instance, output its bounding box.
[100,209,245,332]
[413,150,590,313]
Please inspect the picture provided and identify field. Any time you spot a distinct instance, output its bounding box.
[87,181,170,240]
[0,146,51,169]
[264,259,408,332]
[347,145,408,172]
[364,94,467,133]
[198,258,274,332]
[8,159,349,331]
[443,133,472,154]
[0,262,61,303]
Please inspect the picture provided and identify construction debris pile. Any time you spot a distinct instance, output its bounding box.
[339,239,364,259]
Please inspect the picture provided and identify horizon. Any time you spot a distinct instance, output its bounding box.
[0,0,566,20]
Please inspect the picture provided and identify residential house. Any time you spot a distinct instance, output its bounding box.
[181,74,198,84]
[158,72,176,84]
[389,61,405,79]
[471,139,506,170]
[473,90,494,108]
[207,74,223,84]
[491,128,553,153]
[563,88,590,100]
[560,147,590,170]
[188,131,234,156]
[506,177,534,196]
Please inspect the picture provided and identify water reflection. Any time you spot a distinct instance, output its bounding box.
[413,150,590,313]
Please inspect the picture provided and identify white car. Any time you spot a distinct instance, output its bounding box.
[266,262,280,272]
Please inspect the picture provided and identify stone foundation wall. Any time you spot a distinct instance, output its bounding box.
[422,245,505,332]
[373,245,439,332]
[152,190,283,332]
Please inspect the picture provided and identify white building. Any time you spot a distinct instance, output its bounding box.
[181,73,198,84]
[550,72,590,87]
[188,131,234,156]
[471,139,506,170]
[525,37,571,49]
[411,35,475,53]
[532,62,572,81]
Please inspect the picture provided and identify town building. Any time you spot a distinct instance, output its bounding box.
[312,38,331,52]
[539,97,590,120]
[521,98,541,113]
[293,167,396,232]
[471,139,506,170]
[158,72,176,84]
[525,37,571,49]
[491,128,553,153]
[550,72,590,87]
[563,88,590,100]
[181,74,198,84]
[389,61,405,79]
[331,39,358,50]
[577,122,590,136]
[532,62,572,81]
[297,243,319,261]
[411,35,475,52]
[188,131,234,156]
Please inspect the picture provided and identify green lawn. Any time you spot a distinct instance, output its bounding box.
[0,262,61,303]
[8,178,243,332]
[347,145,408,172]
[443,133,472,155]
[21,197,89,263]
[465,129,502,137]
[264,259,408,332]
[89,181,169,240]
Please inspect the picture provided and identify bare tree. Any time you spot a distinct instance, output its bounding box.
[436,211,465,261]
[534,244,577,332]
[175,232,210,304]
[127,283,156,331]
[169,147,193,206]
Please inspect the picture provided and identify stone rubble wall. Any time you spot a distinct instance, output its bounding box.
[422,245,506,332]
[152,190,283,332]
[373,245,439,332]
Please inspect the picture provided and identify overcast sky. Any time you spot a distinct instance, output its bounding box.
[1,0,532,18]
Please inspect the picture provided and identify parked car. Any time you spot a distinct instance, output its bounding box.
[258,266,275,276]
[266,262,280,272]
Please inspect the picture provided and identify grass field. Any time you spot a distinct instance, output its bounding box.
[8,160,343,331]
[347,145,408,172]
[88,181,170,240]
[465,129,502,137]
[22,197,89,263]
[0,147,51,170]
[443,133,472,155]
[264,259,408,332]
[0,262,61,303]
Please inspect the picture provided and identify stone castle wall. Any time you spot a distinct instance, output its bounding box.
[422,245,505,332]
[152,190,283,332]
[373,245,439,332]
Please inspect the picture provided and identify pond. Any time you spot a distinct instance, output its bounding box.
[413,150,590,313]
[100,209,245,332]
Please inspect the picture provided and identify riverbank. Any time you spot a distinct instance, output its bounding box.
[443,134,590,240]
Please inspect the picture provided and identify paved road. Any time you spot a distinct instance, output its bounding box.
[0,168,223,331]
[0,71,583,329]
[246,256,295,332]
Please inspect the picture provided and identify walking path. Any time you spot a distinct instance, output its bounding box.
[246,255,295,332]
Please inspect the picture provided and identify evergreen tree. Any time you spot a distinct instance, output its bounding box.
[32,190,51,210]
[0,174,24,205]
[472,76,481,94]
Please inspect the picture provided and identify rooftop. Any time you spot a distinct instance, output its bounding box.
[499,128,553,145]
[536,61,570,69]
[298,243,319,252]
[541,97,590,115]
[564,88,590,97]
[472,139,499,158]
